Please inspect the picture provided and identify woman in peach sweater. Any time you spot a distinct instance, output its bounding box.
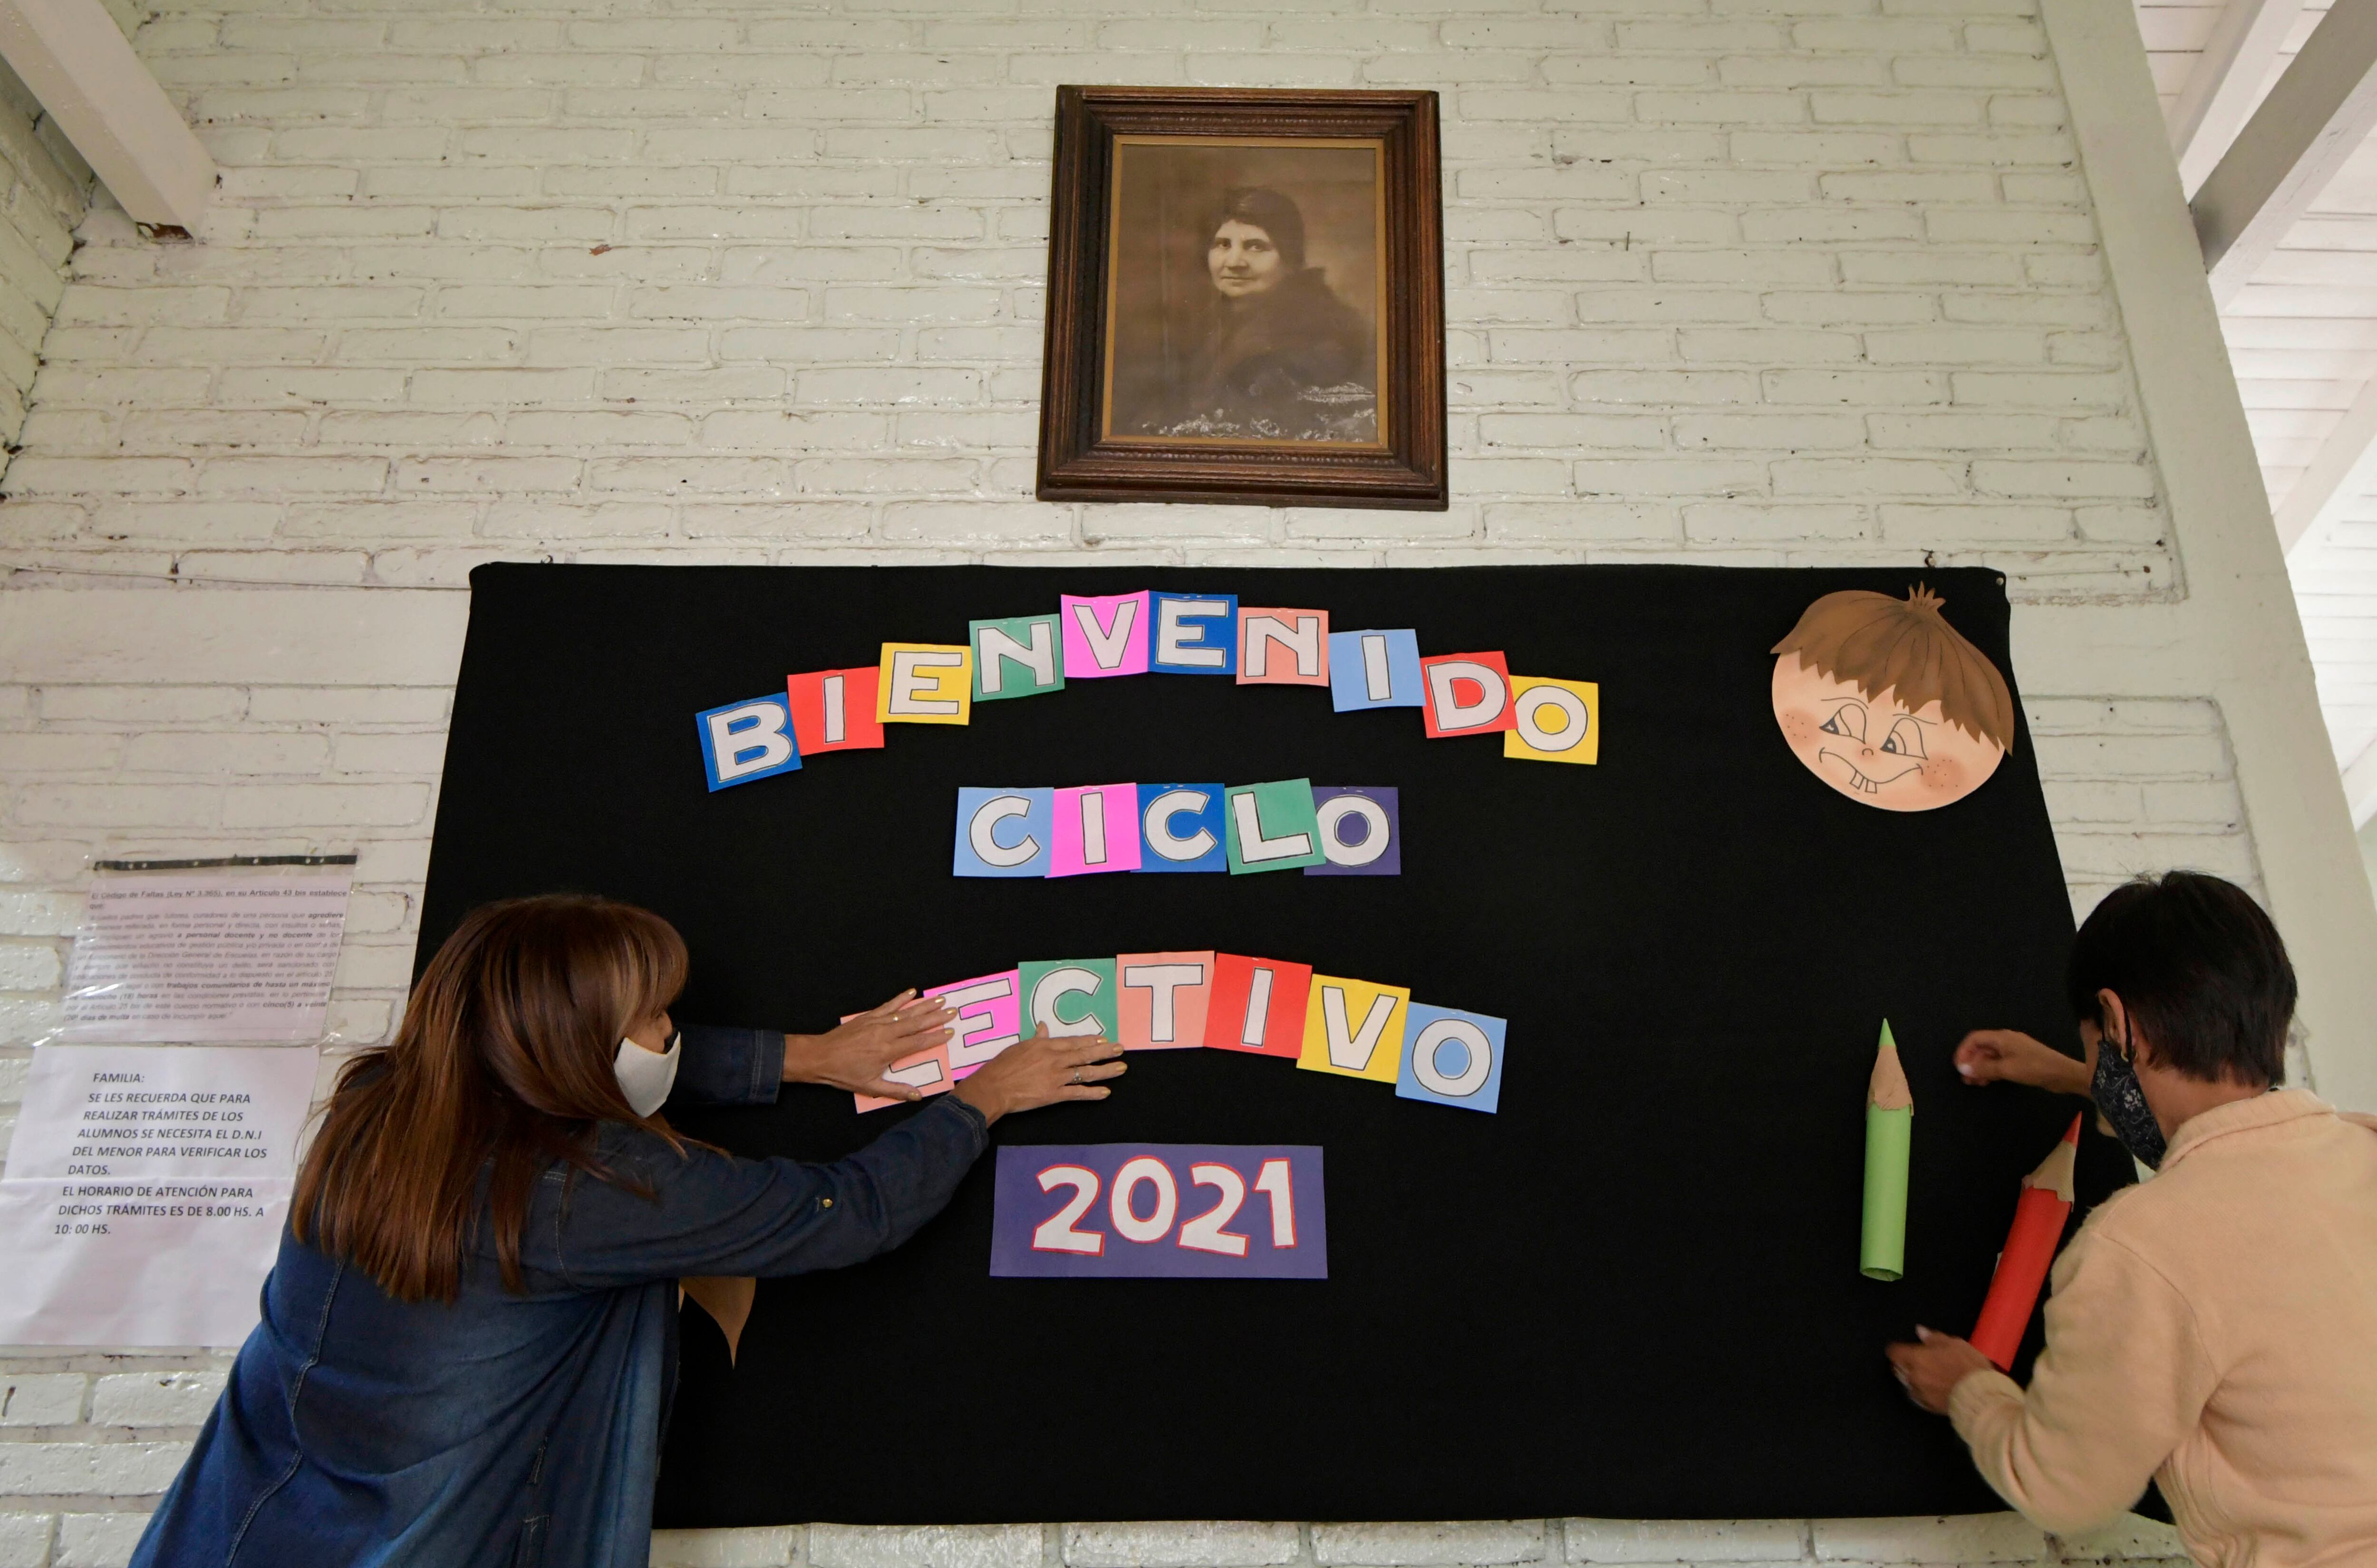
[1888,871,2377,1567]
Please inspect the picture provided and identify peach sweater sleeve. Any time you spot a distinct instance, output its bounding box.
[1947,1222,2222,1535]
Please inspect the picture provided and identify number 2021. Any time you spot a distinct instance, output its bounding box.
[1032,1156,1296,1257]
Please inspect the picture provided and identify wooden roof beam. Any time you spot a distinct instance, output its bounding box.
[2275,372,2377,555]
[2194,0,2377,305]
[2169,0,2306,199]
[0,0,211,232]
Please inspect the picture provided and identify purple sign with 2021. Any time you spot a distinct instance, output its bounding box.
[990,1144,1326,1279]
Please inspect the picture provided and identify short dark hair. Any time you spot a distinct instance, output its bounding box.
[1211,187,1306,271]
[2066,871,2293,1086]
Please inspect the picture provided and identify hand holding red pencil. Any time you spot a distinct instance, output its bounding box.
[1886,1326,1994,1413]
[1968,1113,2082,1369]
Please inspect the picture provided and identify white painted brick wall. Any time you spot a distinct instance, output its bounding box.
[0,0,2183,591]
[0,0,2243,1558]
[0,66,95,464]
[0,0,143,467]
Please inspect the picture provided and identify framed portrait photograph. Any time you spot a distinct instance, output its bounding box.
[1036,87,1447,510]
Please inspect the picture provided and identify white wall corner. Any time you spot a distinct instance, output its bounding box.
[2038,0,2377,1108]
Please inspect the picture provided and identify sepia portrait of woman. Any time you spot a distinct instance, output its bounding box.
[1104,144,1386,447]
[1141,187,1377,442]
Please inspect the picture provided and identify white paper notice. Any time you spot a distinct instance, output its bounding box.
[0,1045,318,1346]
[63,870,351,1042]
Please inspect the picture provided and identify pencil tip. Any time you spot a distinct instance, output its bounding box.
[1878,1018,1896,1052]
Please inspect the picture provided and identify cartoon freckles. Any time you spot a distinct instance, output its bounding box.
[1768,585,2015,813]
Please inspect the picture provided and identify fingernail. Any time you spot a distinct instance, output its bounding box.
[1956,1063,1972,1077]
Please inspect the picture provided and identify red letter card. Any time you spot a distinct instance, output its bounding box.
[1203,954,1313,1058]
[787,667,886,755]
[1420,651,1517,738]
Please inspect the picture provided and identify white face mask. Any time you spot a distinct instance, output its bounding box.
[613,1032,680,1119]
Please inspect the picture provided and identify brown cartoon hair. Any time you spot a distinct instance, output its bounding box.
[1771,584,2017,751]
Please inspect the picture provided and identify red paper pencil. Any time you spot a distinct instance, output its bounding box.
[1969,1113,2082,1370]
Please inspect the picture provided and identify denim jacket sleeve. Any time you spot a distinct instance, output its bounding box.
[670,1023,783,1108]
[528,1095,990,1288]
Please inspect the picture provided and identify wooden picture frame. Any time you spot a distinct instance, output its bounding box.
[1036,87,1447,511]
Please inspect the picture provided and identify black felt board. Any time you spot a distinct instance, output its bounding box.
[415,562,2132,1526]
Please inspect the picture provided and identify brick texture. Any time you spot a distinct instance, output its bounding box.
[0,65,97,464]
[0,0,2181,597]
[0,0,2241,1561]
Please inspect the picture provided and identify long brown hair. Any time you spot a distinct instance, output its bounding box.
[293,895,689,1302]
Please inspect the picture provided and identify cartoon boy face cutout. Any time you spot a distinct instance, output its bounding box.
[1769,585,2016,813]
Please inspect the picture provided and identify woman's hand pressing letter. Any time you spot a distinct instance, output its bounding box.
[783,990,956,1103]
[954,1027,1126,1125]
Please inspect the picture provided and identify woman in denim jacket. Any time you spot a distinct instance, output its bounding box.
[130,894,1124,1568]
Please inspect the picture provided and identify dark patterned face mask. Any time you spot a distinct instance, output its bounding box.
[2092,1034,2166,1169]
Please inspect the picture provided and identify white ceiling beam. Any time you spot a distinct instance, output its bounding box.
[2343,736,2377,826]
[2168,0,2306,199]
[2194,0,2377,305]
[0,0,210,232]
[2275,372,2377,553]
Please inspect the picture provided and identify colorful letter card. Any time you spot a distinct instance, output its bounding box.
[852,1015,953,1114]
[1506,676,1600,765]
[1237,609,1329,686]
[1052,784,1142,877]
[1328,629,1423,712]
[786,668,884,755]
[857,971,1030,1113]
[1019,957,1119,1041]
[1205,955,1313,1058]
[878,643,973,725]
[1117,952,1215,1050]
[1150,593,1238,675]
[953,788,1052,878]
[971,615,1065,702]
[1307,786,1400,877]
[1060,592,1150,679]
[1136,784,1226,874]
[1299,976,1411,1083]
[934,969,1022,1077]
[1225,779,1324,874]
[990,1144,1325,1278]
[697,695,801,791]
[1398,1003,1506,1113]
[1421,651,1516,739]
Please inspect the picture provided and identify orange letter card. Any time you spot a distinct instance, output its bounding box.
[1116,952,1216,1050]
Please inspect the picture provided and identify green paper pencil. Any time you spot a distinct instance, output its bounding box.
[1860,1019,1913,1281]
